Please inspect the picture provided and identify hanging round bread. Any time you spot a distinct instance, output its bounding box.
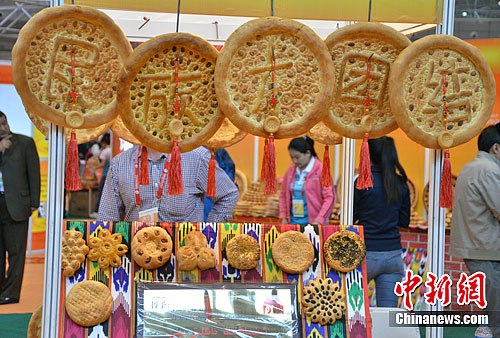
[307,121,343,145]
[111,115,141,145]
[11,5,132,129]
[204,118,247,150]
[215,17,335,139]
[26,108,112,144]
[118,32,224,153]
[324,23,411,139]
[389,35,496,149]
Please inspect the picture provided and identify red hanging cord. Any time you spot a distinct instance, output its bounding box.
[321,145,333,187]
[65,49,81,191]
[356,55,373,190]
[168,58,184,195]
[206,151,216,197]
[440,71,453,208]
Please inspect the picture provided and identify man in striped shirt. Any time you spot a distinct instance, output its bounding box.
[97,146,238,222]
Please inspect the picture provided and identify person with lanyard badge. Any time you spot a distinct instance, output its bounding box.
[97,145,239,223]
[279,136,335,226]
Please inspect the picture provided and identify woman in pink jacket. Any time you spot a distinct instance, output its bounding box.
[279,136,335,225]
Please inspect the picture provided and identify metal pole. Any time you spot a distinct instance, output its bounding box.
[340,137,355,225]
[426,1,455,338]
[41,123,65,338]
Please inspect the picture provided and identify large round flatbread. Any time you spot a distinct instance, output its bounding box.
[324,23,410,139]
[111,115,141,145]
[272,231,314,274]
[389,35,496,149]
[26,109,112,144]
[12,5,132,129]
[65,280,113,327]
[118,33,224,153]
[307,122,343,145]
[204,118,247,150]
[215,17,335,138]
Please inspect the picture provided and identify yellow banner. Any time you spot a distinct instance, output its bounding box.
[65,0,441,24]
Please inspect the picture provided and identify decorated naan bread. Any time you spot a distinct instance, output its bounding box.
[111,115,141,145]
[12,5,132,129]
[324,23,410,139]
[389,35,495,149]
[215,17,335,138]
[118,32,224,153]
[204,118,247,150]
[307,122,343,145]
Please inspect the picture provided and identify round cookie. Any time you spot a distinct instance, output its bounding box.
[302,277,345,325]
[197,247,217,271]
[61,229,89,277]
[389,34,496,149]
[176,246,198,271]
[272,231,314,274]
[226,234,260,270]
[12,5,132,128]
[185,231,208,254]
[215,16,335,139]
[132,226,173,270]
[65,280,113,327]
[118,32,223,153]
[87,229,128,269]
[27,304,42,338]
[324,22,411,139]
[323,230,366,273]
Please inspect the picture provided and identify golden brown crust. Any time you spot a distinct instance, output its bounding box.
[185,231,208,254]
[302,277,345,326]
[176,246,198,271]
[323,230,366,273]
[61,229,89,277]
[204,118,247,150]
[65,280,113,327]
[27,304,42,338]
[271,231,314,274]
[226,234,260,270]
[307,122,343,145]
[197,247,217,270]
[324,23,411,139]
[87,229,128,269]
[215,17,334,139]
[12,5,132,129]
[111,115,141,145]
[132,226,173,270]
[118,32,224,153]
[389,35,496,149]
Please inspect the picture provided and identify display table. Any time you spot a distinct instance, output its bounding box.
[60,221,372,337]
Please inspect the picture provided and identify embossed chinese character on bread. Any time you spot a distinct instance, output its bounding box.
[12,5,132,129]
[215,17,335,138]
[324,23,411,139]
[389,35,496,149]
[118,33,224,153]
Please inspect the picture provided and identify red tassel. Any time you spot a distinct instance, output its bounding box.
[65,131,81,191]
[207,151,216,197]
[264,135,277,194]
[321,145,333,187]
[139,146,149,185]
[440,150,453,208]
[261,139,268,181]
[356,133,373,190]
[168,139,184,195]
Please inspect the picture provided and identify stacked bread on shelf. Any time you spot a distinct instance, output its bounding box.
[233,181,280,218]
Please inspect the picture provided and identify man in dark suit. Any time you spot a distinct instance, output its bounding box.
[0,110,40,305]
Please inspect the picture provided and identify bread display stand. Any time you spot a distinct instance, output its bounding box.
[58,221,372,337]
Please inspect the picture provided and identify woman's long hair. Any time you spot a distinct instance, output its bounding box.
[288,136,318,158]
[368,136,407,203]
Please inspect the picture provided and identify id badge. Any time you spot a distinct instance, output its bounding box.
[292,198,305,218]
[139,207,159,223]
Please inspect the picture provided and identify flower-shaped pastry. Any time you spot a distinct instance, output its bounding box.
[87,229,128,269]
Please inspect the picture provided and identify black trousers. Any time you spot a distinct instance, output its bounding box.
[0,194,29,299]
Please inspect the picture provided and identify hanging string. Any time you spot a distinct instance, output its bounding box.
[176,0,181,33]
[168,57,184,195]
[271,0,274,16]
[65,48,81,191]
[439,70,453,208]
[356,54,374,190]
[367,0,373,22]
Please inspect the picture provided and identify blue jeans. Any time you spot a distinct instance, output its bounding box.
[366,249,405,307]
